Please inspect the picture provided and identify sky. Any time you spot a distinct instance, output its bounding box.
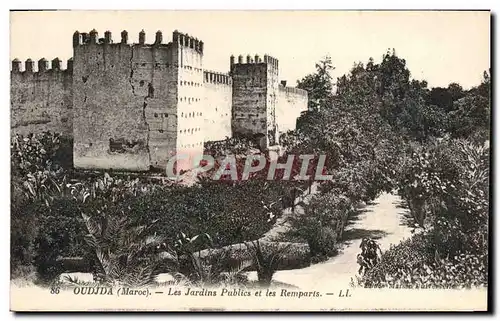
[10,10,490,89]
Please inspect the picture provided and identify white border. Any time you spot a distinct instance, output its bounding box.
[2,1,497,319]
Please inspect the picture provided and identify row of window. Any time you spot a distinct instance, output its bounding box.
[179,142,203,148]
[180,111,203,118]
[179,127,201,134]
[180,80,202,87]
[182,65,202,73]
[179,97,201,103]
[234,113,263,118]
[149,111,204,118]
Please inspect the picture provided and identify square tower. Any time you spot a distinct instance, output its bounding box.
[230,54,280,146]
[72,29,204,173]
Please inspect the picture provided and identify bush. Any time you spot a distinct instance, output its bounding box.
[359,232,487,289]
[396,138,489,253]
[124,180,282,250]
[32,198,90,279]
[360,138,489,289]
[286,192,355,258]
[12,159,286,282]
[11,132,73,278]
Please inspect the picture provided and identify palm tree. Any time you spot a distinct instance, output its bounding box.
[81,213,169,287]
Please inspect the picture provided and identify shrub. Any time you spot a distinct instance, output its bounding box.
[396,138,489,252]
[361,138,489,289]
[286,192,355,258]
[81,212,168,287]
[123,180,280,250]
[245,240,292,287]
[359,232,488,289]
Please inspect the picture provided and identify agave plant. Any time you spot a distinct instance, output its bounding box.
[245,240,292,287]
[172,233,251,287]
[218,258,252,287]
[81,212,168,287]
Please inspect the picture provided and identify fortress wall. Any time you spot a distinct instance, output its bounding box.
[175,32,205,165]
[230,56,268,137]
[72,30,178,171]
[10,58,73,137]
[264,55,279,144]
[277,84,308,133]
[203,71,232,142]
[11,28,309,173]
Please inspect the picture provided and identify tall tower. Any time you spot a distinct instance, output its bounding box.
[172,31,205,171]
[230,54,280,146]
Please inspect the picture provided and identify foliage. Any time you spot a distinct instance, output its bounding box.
[361,138,489,288]
[245,240,292,286]
[204,136,260,157]
[81,212,167,287]
[396,138,489,237]
[289,50,490,288]
[11,132,70,204]
[287,192,355,258]
[296,55,335,112]
[359,233,487,289]
[172,233,251,287]
[124,180,281,250]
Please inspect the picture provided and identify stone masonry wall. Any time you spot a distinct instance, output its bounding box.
[230,55,269,138]
[276,84,308,133]
[11,29,308,173]
[265,55,279,145]
[72,30,181,172]
[175,32,205,170]
[11,58,73,137]
[203,71,232,142]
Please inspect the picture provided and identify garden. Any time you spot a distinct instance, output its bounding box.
[11,49,490,290]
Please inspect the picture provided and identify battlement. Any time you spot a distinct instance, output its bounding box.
[172,30,204,53]
[278,83,308,97]
[72,29,204,53]
[204,70,232,85]
[11,26,308,171]
[231,53,279,66]
[73,29,169,47]
[230,54,279,76]
[11,57,73,73]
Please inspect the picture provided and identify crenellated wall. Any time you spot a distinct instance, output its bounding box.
[277,83,308,133]
[203,70,232,141]
[72,29,203,172]
[11,58,73,136]
[10,28,308,172]
[265,55,280,145]
[230,54,282,145]
[174,31,205,167]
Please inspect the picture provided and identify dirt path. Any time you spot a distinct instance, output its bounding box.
[261,193,413,290]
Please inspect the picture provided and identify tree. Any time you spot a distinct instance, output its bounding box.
[448,70,490,142]
[296,55,335,113]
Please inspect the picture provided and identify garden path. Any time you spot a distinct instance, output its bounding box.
[250,193,413,290]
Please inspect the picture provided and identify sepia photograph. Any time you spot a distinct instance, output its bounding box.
[8,9,491,312]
